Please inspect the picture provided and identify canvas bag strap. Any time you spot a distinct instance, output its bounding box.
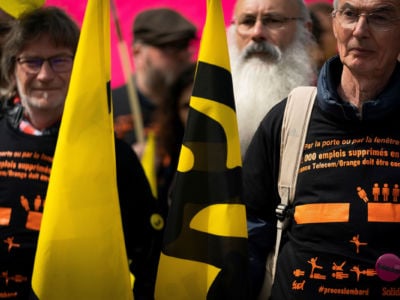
[271,86,317,280]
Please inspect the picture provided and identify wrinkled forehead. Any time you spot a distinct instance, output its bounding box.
[335,0,400,11]
[234,0,301,18]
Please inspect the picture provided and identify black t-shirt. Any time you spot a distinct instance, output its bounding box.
[0,117,161,299]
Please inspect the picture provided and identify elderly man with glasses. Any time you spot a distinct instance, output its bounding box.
[242,0,400,298]
[227,0,317,157]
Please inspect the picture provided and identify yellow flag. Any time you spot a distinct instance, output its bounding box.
[140,130,158,198]
[155,0,248,298]
[31,0,133,299]
[0,0,44,18]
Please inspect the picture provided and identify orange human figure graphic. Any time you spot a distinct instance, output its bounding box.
[350,266,376,282]
[356,186,368,202]
[293,269,305,277]
[382,183,390,201]
[3,237,20,252]
[20,195,44,212]
[350,234,368,253]
[1,271,10,286]
[308,257,324,279]
[372,183,380,201]
[0,271,27,286]
[332,261,349,279]
[20,195,29,211]
[350,266,363,282]
[18,195,44,231]
[332,261,346,271]
[392,184,399,202]
[34,195,42,210]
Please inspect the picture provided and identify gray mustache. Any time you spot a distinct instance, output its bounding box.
[243,42,281,61]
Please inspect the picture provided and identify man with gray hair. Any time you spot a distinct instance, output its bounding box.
[243,0,400,297]
[228,0,317,156]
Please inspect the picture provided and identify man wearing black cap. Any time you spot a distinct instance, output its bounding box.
[112,8,197,149]
[112,11,196,294]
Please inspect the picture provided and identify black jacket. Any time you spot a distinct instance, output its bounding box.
[243,56,400,299]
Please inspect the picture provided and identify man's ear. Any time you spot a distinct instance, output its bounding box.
[132,42,142,58]
[131,42,146,70]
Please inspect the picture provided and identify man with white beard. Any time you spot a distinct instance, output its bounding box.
[228,0,317,156]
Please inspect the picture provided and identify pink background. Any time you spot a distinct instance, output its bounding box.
[45,0,333,88]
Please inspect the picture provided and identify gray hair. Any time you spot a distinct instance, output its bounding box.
[333,0,339,9]
[297,0,312,23]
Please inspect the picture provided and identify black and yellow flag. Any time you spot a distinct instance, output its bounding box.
[155,0,248,298]
[31,0,132,298]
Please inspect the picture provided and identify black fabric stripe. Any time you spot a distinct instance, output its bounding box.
[192,61,235,110]
[106,81,111,114]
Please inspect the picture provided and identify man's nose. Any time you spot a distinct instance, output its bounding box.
[250,20,268,41]
[36,61,56,79]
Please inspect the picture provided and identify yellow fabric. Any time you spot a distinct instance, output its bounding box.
[140,130,158,198]
[157,253,220,300]
[187,96,241,169]
[190,204,247,237]
[155,0,248,298]
[31,0,133,299]
[0,0,44,18]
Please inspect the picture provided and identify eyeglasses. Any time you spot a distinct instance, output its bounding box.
[16,55,74,74]
[332,8,400,31]
[235,14,304,35]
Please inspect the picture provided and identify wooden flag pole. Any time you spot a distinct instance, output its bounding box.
[110,0,145,144]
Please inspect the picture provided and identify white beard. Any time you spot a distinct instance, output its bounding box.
[227,25,317,156]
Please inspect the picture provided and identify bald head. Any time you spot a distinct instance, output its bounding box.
[231,0,310,54]
[234,0,306,18]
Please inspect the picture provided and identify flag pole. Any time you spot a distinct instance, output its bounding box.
[110,0,145,144]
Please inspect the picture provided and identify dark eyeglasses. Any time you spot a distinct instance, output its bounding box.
[16,55,74,74]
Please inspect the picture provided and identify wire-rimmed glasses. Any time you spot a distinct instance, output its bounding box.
[332,8,400,31]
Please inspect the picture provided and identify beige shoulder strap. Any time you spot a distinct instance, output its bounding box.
[274,86,317,277]
[278,86,317,206]
[258,86,317,300]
